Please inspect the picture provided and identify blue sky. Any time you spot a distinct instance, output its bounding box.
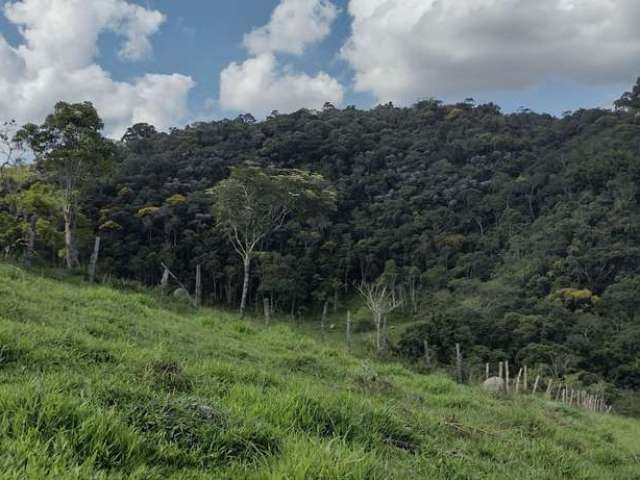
[113,0,373,120]
[0,0,637,136]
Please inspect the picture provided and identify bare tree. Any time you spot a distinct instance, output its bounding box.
[357,279,402,354]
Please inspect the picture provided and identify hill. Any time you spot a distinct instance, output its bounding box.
[0,263,638,479]
[5,84,640,400]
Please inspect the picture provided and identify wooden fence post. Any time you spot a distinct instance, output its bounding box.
[195,264,202,308]
[424,340,433,369]
[515,368,523,393]
[321,301,328,335]
[532,375,540,394]
[523,366,528,392]
[485,363,490,380]
[160,266,169,290]
[498,362,503,380]
[160,262,197,307]
[88,236,101,283]
[505,361,510,393]
[455,343,464,384]
[263,297,270,324]
[346,311,352,351]
[546,379,553,398]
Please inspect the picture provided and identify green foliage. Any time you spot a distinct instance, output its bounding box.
[209,165,335,252]
[136,206,160,218]
[15,102,112,187]
[166,194,187,206]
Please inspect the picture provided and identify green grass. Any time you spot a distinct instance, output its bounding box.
[0,263,639,479]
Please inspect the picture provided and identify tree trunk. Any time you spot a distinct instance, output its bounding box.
[63,203,79,269]
[382,315,389,351]
[24,215,37,267]
[240,255,251,317]
[88,236,101,282]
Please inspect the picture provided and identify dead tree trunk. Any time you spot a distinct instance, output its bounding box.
[88,236,101,283]
[375,312,383,353]
[356,280,402,356]
[382,315,390,350]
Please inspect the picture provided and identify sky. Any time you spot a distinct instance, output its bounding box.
[0,0,637,138]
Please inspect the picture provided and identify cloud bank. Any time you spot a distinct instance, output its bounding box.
[219,0,344,117]
[244,0,337,55]
[342,0,640,104]
[0,0,194,138]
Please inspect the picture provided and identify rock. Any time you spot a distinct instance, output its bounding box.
[173,288,191,302]
[482,376,505,393]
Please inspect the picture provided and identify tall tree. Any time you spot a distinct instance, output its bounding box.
[210,165,335,316]
[15,102,112,269]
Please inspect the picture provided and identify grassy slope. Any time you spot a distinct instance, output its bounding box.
[0,263,638,480]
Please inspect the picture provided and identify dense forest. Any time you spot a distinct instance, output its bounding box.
[2,80,640,408]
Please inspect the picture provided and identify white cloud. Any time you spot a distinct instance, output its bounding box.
[0,0,194,137]
[244,0,338,55]
[342,0,640,104]
[220,53,343,117]
[220,0,344,117]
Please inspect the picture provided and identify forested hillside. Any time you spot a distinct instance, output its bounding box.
[2,81,640,409]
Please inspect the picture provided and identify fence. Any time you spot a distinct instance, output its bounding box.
[481,360,612,413]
